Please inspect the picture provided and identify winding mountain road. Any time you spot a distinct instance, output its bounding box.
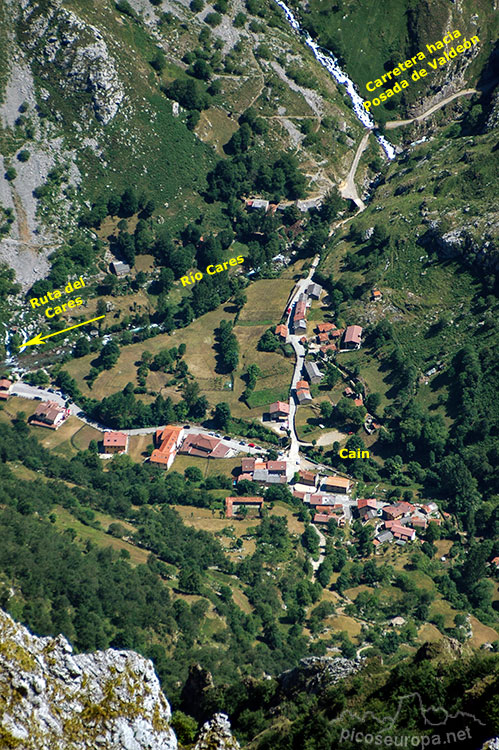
[385,88,476,129]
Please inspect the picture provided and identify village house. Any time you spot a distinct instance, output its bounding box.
[371,289,382,301]
[275,323,288,341]
[391,524,416,542]
[30,401,67,430]
[179,433,230,459]
[297,469,316,488]
[110,261,130,276]
[304,361,323,385]
[307,282,322,299]
[343,325,363,350]
[374,529,394,546]
[103,431,129,455]
[247,198,269,212]
[383,502,414,521]
[237,472,253,484]
[317,322,335,334]
[322,475,351,494]
[355,498,377,521]
[149,425,184,468]
[0,378,12,400]
[295,379,312,404]
[241,458,289,486]
[330,328,344,339]
[225,496,263,519]
[317,332,329,344]
[409,516,427,530]
[269,401,290,421]
[293,293,308,334]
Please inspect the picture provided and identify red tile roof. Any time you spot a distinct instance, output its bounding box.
[103,431,128,448]
[358,498,377,509]
[344,325,363,345]
[180,433,229,458]
[269,401,289,414]
[267,460,287,473]
[237,473,253,483]
[241,458,256,473]
[317,323,334,333]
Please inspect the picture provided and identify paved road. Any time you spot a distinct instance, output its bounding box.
[10,383,265,456]
[284,255,320,469]
[385,88,476,129]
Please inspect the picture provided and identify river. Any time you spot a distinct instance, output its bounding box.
[273,0,396,159]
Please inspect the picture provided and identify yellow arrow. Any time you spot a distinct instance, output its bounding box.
[20,316,105,347]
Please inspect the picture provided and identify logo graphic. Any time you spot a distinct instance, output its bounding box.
[335,692,484,747]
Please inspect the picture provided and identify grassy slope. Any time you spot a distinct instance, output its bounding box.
[64,273,298,418]
[302,0,497,114]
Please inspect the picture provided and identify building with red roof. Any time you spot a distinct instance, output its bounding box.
[149,425,183,468]
[225,496,263,519]
[0,378,12,400]
[269,401,290,420]
[275,324,288,340]
[317,322,334,333]
[103,431,129,455]
[343,325,363,349]
[30,401,67,430]
[179,433,230,459]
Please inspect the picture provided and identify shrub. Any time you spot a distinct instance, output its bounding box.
[214,0,228,12]
[190,0,203,11]
[205,11,222,26]
[233,12,246,27]
[17,150,30,162]
[5,168,17,181]
[115,0,136,18]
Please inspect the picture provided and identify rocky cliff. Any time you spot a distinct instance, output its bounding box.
[0,608,176,749]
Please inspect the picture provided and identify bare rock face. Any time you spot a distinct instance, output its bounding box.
[19,0,124,124]
[0,609,177,750]
[194,713,240,750]
[278,655,364,696]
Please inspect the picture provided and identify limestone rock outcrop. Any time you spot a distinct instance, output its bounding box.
[0,609,176,750]
[194,713,241,750]
[20,0,124,124]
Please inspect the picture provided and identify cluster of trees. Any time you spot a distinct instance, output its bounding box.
[206,150,307,203]
[258,328,281,352]
[215,320,239,373]
[243,363,261,401]
[0,420,335,702]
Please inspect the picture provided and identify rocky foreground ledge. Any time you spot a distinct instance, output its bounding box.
[0,609,238,749]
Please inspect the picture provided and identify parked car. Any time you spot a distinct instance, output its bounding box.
[223,436,231,441]
[215,433,221,438]
[248,443,255,447]
[239,440,245,445]
[183,424,191,429]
